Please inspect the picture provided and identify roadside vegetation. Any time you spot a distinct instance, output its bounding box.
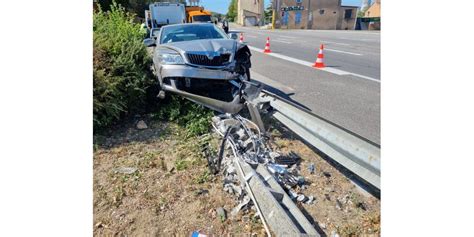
[93,2,212,135]
[93,2,154,130]
[153,95,214,138]
[93,3,380,236]
[226,0,237,22]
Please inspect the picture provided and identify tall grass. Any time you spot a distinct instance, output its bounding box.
[93,2,153,130]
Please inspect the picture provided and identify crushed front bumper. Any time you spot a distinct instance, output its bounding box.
[157,63,245,114]
[158,64,239,81]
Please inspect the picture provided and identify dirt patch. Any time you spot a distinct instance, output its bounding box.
[93,119,265,236]
[93,116,380,236]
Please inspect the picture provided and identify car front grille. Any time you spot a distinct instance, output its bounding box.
[186,53,231,66]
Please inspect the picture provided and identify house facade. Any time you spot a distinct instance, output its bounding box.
[273,0,358,30]
[237,0,265,26]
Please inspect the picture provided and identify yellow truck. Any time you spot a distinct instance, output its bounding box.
[185,6,212,23]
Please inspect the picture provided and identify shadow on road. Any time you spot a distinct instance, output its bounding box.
[251,79,312,112]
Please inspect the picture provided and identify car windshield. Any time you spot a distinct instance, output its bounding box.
[160,24,227,44]
[192,15,212,22]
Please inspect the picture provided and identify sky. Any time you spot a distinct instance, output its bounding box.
[200,0,362,14]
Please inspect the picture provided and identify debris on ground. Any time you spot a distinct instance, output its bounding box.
[309,163,315,174]
[94,114,380,236]
[207,113,317,219]
[136,120,148,129]
[191,230,208,237]
[216,207,227,221]
[195,189,209,196]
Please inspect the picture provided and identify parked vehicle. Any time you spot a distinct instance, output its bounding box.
[147,2,186,29]
[185,5,212,23]
[143,23,254,114]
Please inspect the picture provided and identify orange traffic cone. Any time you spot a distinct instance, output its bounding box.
[263,37,272,53]
[313,44,325,68]
[239,33,244,43]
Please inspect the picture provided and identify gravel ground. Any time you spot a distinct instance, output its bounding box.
[93,115,380,236]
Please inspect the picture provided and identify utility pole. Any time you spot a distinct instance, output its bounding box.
[307,0,313,29]
[271,0,277,29]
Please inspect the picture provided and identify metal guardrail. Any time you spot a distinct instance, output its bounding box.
[234,158,320,236]
[254,90,381,190]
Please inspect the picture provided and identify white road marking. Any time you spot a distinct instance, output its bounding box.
[273,39,292,44]
[321,41,350,46]
[247,45,380,83]
[337,37,377,42]
[250,70,295,92]
[324,48,363,56]
[278,35,298,39]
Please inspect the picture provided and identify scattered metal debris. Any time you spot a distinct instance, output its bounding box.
[308,163,315,174]
[207,113,318,235]
[306,195,315,205]
[297,194,308,203]
[210,114,313,199]
[231,195,251,217]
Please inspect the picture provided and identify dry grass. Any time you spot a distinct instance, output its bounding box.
[93,116,380,236]
[93,119,265,236]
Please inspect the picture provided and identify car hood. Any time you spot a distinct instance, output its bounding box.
[164,39,236,54]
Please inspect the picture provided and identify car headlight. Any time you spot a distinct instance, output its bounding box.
[157,49,185,65]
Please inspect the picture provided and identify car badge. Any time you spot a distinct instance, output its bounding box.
[206,52,219,60]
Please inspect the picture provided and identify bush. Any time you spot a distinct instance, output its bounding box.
[154,95,214,137]
[93,2,153,130]
[93,2,214,137]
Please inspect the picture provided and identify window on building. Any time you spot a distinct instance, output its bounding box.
[295,11,302,24]
[282,12,288,25]
[319,9,324,15]
[344,9,352,19]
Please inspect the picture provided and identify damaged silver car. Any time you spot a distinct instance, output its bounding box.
[144,23,259,114]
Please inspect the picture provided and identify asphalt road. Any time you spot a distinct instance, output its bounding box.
[231,24,381,80]
[230,24,381,144]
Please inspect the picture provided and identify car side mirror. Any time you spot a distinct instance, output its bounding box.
[143,38,156,47]
[228,33,239,40]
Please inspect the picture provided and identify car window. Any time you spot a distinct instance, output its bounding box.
[192,15,212,22]
[160,24,227,44]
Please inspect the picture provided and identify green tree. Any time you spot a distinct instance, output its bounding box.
[264,4,272,23]
[226,0,237,22]
[357,6,368,18]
